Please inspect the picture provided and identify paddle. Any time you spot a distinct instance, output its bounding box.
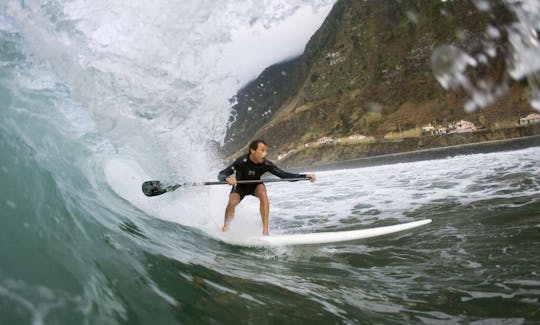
[142,177,309,197]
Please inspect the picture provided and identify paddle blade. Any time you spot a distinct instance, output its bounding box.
[142,180,169,197]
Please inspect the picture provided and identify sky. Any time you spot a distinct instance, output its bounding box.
[222,3,335,85]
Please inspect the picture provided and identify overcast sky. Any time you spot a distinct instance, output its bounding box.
[222,4,334,85]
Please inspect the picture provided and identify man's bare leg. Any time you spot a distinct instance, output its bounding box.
[254,184,270,236]
[222,193,241,232]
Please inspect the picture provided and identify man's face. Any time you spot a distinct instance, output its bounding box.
[250,142,268,163]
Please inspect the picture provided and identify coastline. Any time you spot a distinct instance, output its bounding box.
[290,134,540,172]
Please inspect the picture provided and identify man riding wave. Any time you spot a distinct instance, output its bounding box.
[218,139,316,235]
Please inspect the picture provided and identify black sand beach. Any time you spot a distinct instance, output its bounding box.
[294,134,540,172]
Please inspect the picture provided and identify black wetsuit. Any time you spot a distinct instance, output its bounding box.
[217,154,306,200]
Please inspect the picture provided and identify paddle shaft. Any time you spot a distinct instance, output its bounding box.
[200,177,309,186]
[142,177,309,197]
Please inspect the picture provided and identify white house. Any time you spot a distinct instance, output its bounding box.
[434,126,448,135]
[277,149,296,161]
[348,134,367,141]
[305,136,336,147]
[423,123,447,135]
[317,136,335,144]
[449,120,476,133]
[519,113,540,125]
[422,123,435,133]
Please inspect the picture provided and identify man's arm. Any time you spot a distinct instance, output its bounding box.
[217,161,236,182]
[266,160,306,179]
[266,160,316,182]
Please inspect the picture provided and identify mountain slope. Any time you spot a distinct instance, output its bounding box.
[222,0,535,163]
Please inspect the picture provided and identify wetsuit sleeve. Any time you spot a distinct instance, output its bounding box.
[266,160,306,179]
[217,159,238,181]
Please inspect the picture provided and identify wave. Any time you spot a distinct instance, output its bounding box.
[1,1,540,323]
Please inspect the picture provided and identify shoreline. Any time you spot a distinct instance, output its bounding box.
[291,134,540,172]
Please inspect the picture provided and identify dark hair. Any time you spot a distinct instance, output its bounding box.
[248,139,267,153]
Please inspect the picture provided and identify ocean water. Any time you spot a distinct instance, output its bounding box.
[1,0,540,324]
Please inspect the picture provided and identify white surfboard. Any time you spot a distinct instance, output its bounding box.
[218,219,432,247]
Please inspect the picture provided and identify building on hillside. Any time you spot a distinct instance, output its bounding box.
[304,136,336,147]
[434,126,448,134]
[347,134,367,141]
[317,136,335,144]
[519,113,540,125]
[277,150,296,161]
[421,123,435,133]
[422,123,447,135]
[449,120,476,133]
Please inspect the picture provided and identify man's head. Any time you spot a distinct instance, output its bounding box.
[248,139,268,163]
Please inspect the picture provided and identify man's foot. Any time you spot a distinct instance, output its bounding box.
[221,225,229,233]
[263,229,269,236]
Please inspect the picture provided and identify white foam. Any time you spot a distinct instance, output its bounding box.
[104,147,540,246]
[104,157,264,239]
[266,147,540,232]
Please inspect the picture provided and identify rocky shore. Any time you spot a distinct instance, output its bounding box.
[289,132,540,172]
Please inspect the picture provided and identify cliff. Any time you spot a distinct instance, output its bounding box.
[222,0,536,164]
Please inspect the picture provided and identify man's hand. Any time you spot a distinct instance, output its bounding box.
[306,173,317,183]
[226,177,237,186]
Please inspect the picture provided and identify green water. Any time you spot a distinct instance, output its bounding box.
[1,126,539,323]
[1,0,540,322]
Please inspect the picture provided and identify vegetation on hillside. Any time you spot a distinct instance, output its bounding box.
[222,0,536,162]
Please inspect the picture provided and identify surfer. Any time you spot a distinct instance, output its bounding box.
[218,139,316,236]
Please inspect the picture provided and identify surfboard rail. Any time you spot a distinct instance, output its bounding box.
[219,219,432,247]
